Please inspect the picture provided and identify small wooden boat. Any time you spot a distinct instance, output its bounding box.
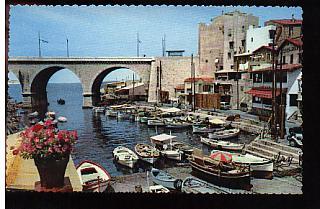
[135,143,160,164]
[165,121,191,129]
[171,141,194,155]
[139,116,148,123]
[200,137,244,152]
[28,111,39,118]
[147,119,166,127]
[150,168,182,190]
[113,146,139,168]
[211,150,274,179]
[76,160,111,192]
[57,98,65,105]
[161,149,184,161]
[192,124,224,134]
[189,149,252,190]
[208,128,240,140]
[181,177,228,194]
[57,116,67,123]
[149,185,170,193]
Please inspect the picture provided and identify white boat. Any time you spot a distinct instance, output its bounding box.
[150,168,182,190]
[192,124,224,134]
[165,121,191,129]
[57,116,67,123]
[134,143,160,164]
[208,128,240,140]
[150,134,184,161]
[200,137,244,152]
[28,111,39,118]
[93,106,105,113]
[211,150,274,179]
[181,177,228,194]
[149,185,170,193]
[76,160,111,192]
[147,119,166,127]
[112,146,139,168]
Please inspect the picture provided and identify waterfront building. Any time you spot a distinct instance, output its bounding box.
[115,82,148,101]
[198,10,259,77]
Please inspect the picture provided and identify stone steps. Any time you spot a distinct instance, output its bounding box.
[258,139,301,154]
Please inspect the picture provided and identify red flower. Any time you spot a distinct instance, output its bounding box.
[44,120,53,127]
[32,124,43,132]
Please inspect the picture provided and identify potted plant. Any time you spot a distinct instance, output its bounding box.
[13,119,78,189]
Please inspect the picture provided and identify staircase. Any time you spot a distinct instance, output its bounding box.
[244,138,302,176]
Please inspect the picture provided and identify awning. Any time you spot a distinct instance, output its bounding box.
[246,88,280,99]
[150,134,177,142]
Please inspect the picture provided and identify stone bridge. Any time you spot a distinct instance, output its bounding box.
[8,57,155,108]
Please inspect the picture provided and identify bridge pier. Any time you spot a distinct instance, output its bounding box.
[82,93,93,108]
[21,92,33,109]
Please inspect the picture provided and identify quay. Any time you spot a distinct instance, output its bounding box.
[6,132,82,192]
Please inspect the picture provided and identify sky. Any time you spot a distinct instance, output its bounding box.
[8,5,302,83]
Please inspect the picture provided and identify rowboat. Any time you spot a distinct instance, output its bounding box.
[150,134,184,161]
[208,128,240,140]
[171,141,194,155]
[57,116,67,123]
[113,146,139,168]
[134,143,160,164]
[200,137,244,152]
[211,150,273,179]
[76,160,111,192]
[149,185,170,193]
[165,121,191,129]
[181,177,228,194]
[150,168,182,190]
[192,124,224,134]
[189,149,252,190]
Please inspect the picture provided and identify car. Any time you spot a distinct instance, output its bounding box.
[220,102,231,110]
[287,126,303,148]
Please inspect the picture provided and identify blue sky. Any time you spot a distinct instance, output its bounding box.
[8,5,302,83]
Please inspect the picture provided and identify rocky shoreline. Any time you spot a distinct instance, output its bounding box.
[7,98,24,135]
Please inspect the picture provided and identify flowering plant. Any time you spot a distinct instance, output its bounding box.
[13,120,78,160]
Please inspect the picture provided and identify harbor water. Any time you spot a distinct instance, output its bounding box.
[8,83,257,176]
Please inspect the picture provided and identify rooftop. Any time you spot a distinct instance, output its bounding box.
[184,77,214,83]
[252,63,302,73]
[266,19,303,26]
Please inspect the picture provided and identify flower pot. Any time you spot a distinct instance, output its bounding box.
[34,156,69,189]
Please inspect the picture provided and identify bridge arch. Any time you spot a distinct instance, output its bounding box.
[89,66,144,106]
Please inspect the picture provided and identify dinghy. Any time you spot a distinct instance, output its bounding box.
[113,146,139,168]
[57,116,67,123]
[208,128,240,140]
[200,137,244,152]
[135,143,160,164]
[76,160,111,192]
[181,177,228,194]
[150,168,182,190]
[149,185,170,193]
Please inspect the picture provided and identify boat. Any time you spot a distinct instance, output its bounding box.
[150,134,184,161]
[150,168,182,190]
[76,160,111,192]
[45,111,56,119]
[211,150,274,179]
[112,146,139,168]
[93,106,105,113]
[105,109,118,117]
[134,143,160,164]
[28,111,39,118]
[200,137,245,152]
[147,119,166,127]
[139,116,148,124]
[149,185,170,193]
[188,149,252,190]
[57,98,65,105]
[208,128,240,140]
[57,116,67,123]
[165,121,191,129]
[192,124,224,134]
[171,141,194,155]
[181,177,228,194]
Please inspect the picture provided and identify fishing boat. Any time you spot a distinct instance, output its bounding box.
[171,141,194,155]
[200,137,244,152]
[165,121,191,129]
[28,111,39,118]
[150,168,182,190]
[181,177,228,194]
[147,119,166,127]
[192,124,224,134]
[150,134,184,161]
[57,98,65,105]
[57,116,67,123]
[188,149,252,190]
[76,160,111,192]
[112,146,139,168]
[149,185,170,193]
[134,143,160,164]
[208,128,240,140]
[211,150,273,179]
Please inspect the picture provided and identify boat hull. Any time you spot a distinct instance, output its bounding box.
[160,150,183,161]
[208,129,240,140]
[181,177,228,194]
[201,137,244,152]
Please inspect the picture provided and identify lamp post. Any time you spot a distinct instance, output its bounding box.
[269,28,277,141]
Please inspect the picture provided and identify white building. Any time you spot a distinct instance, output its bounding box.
[246,25,277,53]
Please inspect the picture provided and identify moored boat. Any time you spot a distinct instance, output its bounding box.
[165,121,191,129]
[211,150,273,179]
[112,146,139,168]
[57,116,67,123]
[105,109,118,117]
[192,124,224,134]
[134,143,160,164]
[171,141,194,155]
[189,149,252,190]
[93,106,105,113]
[147,119,166,127]
[150,134,184,161]
[200,137,244,152]
[76,160,111,192]
[208,128,240,140]
[139,116,148,124]
[150,168,182,190]
[181,177,228,194]
[149,185,170,193]
[28,111,39,118]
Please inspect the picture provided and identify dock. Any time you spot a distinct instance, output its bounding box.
[6,132,83,191]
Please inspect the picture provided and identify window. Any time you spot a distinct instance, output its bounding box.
[205,59,208,63]
[241,40,245,47]
[289,94,298,106]
[203,85,212,92]
[242,25,245,32]
[253,73,262,83]
[290,54,294,64]
[229,41,234,50]
[228,29,232,37]
[228,53,231,59]
[251,37,254,42]
[289,26,293,36]
[253,96,261,103]
[282,56,286,64]
[220,66,223,70]
[231,65,234,69]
